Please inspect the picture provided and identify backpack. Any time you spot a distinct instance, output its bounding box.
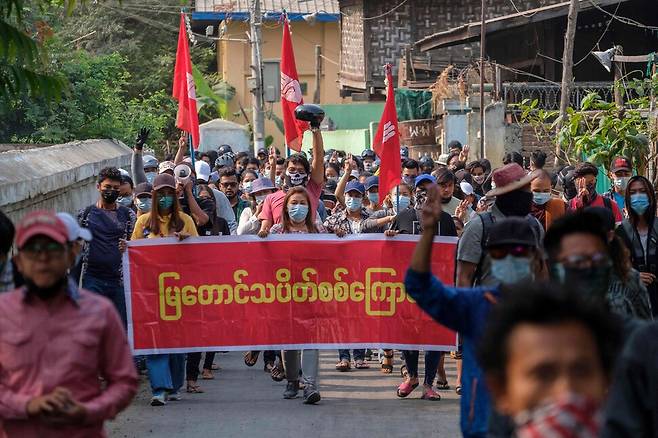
[473,212,543,286]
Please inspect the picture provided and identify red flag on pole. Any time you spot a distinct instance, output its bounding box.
[173,12,200,149]
[372,65,401,204]
[280,17,308,152]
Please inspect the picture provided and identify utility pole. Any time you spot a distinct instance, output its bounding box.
[313,45,322,104]
[479,0,486,160]
[249,0,265,154]
[555,0,579,165]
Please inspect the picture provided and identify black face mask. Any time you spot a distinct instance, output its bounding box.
[552,263,611,303]
[441,197,452,204]
[101,189,120,204]
[25,275,67,301]
[495,190,533,217]
[415,191,428,209]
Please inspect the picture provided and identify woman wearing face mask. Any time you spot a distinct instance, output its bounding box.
[323,181,371,371]
[466,160,489,196]
[325,162,340,182]
[131,173,198,406]
[133,182,153,216]
[616,175,658,316]
[259,186,323,404]
[238,177,278,235]
[240,170,259,201]
[530,170,566,231]
[361,183,413,234]
[116,175,135,211]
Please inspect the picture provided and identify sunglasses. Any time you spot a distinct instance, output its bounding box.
[558,252,610,269]
[489,245,532,260]
[22,241,66,258]
[220,182,238,188]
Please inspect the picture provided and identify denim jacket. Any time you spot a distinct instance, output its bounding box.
[404,269,500,438]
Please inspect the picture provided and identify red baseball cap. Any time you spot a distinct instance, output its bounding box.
[610,156,632,173]
[15,210,69,249]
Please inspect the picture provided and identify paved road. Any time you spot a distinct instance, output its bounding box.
[108,351,461,437]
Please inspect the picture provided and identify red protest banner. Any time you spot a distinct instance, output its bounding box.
[123,235,457,354]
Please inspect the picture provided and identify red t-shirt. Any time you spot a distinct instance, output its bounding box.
[258,179,323,225]
[569,194,622,223]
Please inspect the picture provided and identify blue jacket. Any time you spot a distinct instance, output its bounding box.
[405,269,500,438]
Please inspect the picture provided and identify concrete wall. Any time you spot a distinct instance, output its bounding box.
[0,139,132,224]
[218,20,342,148]
[467,97,521,169]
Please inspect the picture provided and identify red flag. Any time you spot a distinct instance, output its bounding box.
[280,17,308,152]
[372,65,401,204]
[173,13,200,149]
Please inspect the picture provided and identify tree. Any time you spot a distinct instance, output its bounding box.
[0,0,66,99]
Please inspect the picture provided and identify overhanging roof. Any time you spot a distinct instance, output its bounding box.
[415,0,631,52]
[193,0,339,22]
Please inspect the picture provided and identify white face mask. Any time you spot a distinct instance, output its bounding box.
[255,194,267,204]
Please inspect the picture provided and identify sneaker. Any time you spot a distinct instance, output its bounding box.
[150,392,167,406]
[303,383,321,405]
[167,391,182,401]
[283,380,300,399]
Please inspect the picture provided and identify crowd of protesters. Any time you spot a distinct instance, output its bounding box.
[1,126,657,437]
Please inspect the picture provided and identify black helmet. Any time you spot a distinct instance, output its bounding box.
[362,149,376,160]
[215,153,235,169]
[419,155,434,167]
[294,104,325,128]
[218,144,233,156]
[400,146,409,159]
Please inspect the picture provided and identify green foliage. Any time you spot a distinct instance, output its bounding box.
[0,50,175,154]
[0,0,67,99]
[0,0,234,151]
[516,78,657,173]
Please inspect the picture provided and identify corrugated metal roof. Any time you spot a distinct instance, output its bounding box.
[196,0,339,15]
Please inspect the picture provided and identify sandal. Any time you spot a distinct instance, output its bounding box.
[354,359,370,369]
[264,361,275,373]
[400,364,408,379]
[186,382,204,393]
[436,380,450,390]
[381,350,394,374]
[201,369,214,380]
[271,364,285,382]
[396,379,419,398]
[336,359,351,372]
[244,351,259,367]
[421,386,441,401]
[455,385,462,395]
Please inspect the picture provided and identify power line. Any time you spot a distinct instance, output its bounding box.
[587,0,658,31]
[507,0,542,18]
[573,0,622,67]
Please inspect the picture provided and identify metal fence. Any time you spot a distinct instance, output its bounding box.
[503,82,615,111]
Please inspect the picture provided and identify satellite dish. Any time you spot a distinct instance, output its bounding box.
[592,47,617,73]
[303,12,318,26]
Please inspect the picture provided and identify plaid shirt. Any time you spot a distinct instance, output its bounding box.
[323,206,370,235]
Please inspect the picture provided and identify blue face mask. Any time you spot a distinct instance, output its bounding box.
[145,172,157,184]
[116,196,133,208]
[158,195,174,210]
[532,192,551,206]
[392,195,411,213]
[288,204,309,222]
[367,192,379,205]
[491,255,532,284]
[630,193,650,215]
[136,197,152,213]
[345,195,363,212]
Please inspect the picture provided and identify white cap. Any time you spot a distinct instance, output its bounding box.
[158,161,176,174]
[350,170,360,179]
[460,181,474,196]
[118,168,130,178]
[56,212,93,242]
[195,161,211,182]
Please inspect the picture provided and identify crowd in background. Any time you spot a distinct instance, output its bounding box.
[1,127,657,437]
